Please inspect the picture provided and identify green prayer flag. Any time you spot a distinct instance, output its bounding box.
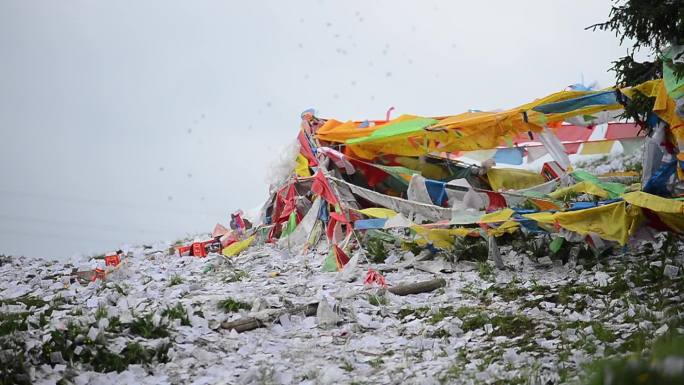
[280,211,298,238]
[321,249,338,272]
[346,117,438,144]
[367,229,397,243]
[571,170,626,198]
[549,237,564,254]
[663,45,684,99]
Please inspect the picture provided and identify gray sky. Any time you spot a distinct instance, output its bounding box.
[1,1,630,259]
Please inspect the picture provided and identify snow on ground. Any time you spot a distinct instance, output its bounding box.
[574,144,644,176]
[1,232,683,385]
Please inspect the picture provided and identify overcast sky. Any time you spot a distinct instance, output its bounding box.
[1,1,632,259]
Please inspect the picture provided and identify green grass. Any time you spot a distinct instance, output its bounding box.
[0,312,29,337]
[365,237,388,263]
[224,270,249,283]
[90,347,130,373]
[112,284,128,296]
[0,294,59,333]
[581,334,684,385]
[450,307,490,332]
[155,342,171,363]
[3,302,175,379]
[399,305,503,333]
[491,280,527,302]
[555,283,596,306]
[398,306,478,324]
[95,305,108,320]
[129,314,170,339]
[340,360,354,372]
[397,306,430,320]
[477,261,494,281]
[161,303,191,326]
[430,328,451,338]
[427,306,475,325]
[106,316,122,333]
[120,342,152,365]
[367,293,388,306]
[408,306,538,338]
[439,362,463,384]
[623,159,643,174]
[461,313,490,332]
[0,295,48,309]
[168,275,183,286]
[437,349,469,384]
[45,333,170,374]
[40,322,87,366]
[0,335,30,384]
[618,328,650,353]
[604,268,629,299]
[401,241,423,256]
[491,314,536,337]
[591,322,617,343]
[510,233,552,260]
[427,309,450,325]
[368,357,384,369]
[453,237,489,262]
[217,298,251,313]
[71,307,84,316]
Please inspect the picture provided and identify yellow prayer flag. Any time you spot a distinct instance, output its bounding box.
[487,168,546,191]
[552,202,642,245]
[580,141,615,155]
[548,181,611,199]
[222,236,255,257]
[522,211,555,223]
[479,208,515,223]
[488,220,519,237]
[358,207,398,219]
[411,226,478,249]
[295,154,311,177]
[622,191,684,214]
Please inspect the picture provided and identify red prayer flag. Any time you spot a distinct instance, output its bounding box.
[553,124,593,142]
[329,212,348,223]
[311,170,339,205]
[212,223,229,238]
[334,245,350,270]
[278,184,299,221]
[605,123,642,140]
[297,130,318,166]
[564,143,581,154]
[363,268,387,288]
[484,191,507,211]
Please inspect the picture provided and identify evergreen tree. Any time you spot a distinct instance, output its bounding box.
[588,0,684,124]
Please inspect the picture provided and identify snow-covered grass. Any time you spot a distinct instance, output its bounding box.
[574,145,644,176]
[1,232,683,384]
